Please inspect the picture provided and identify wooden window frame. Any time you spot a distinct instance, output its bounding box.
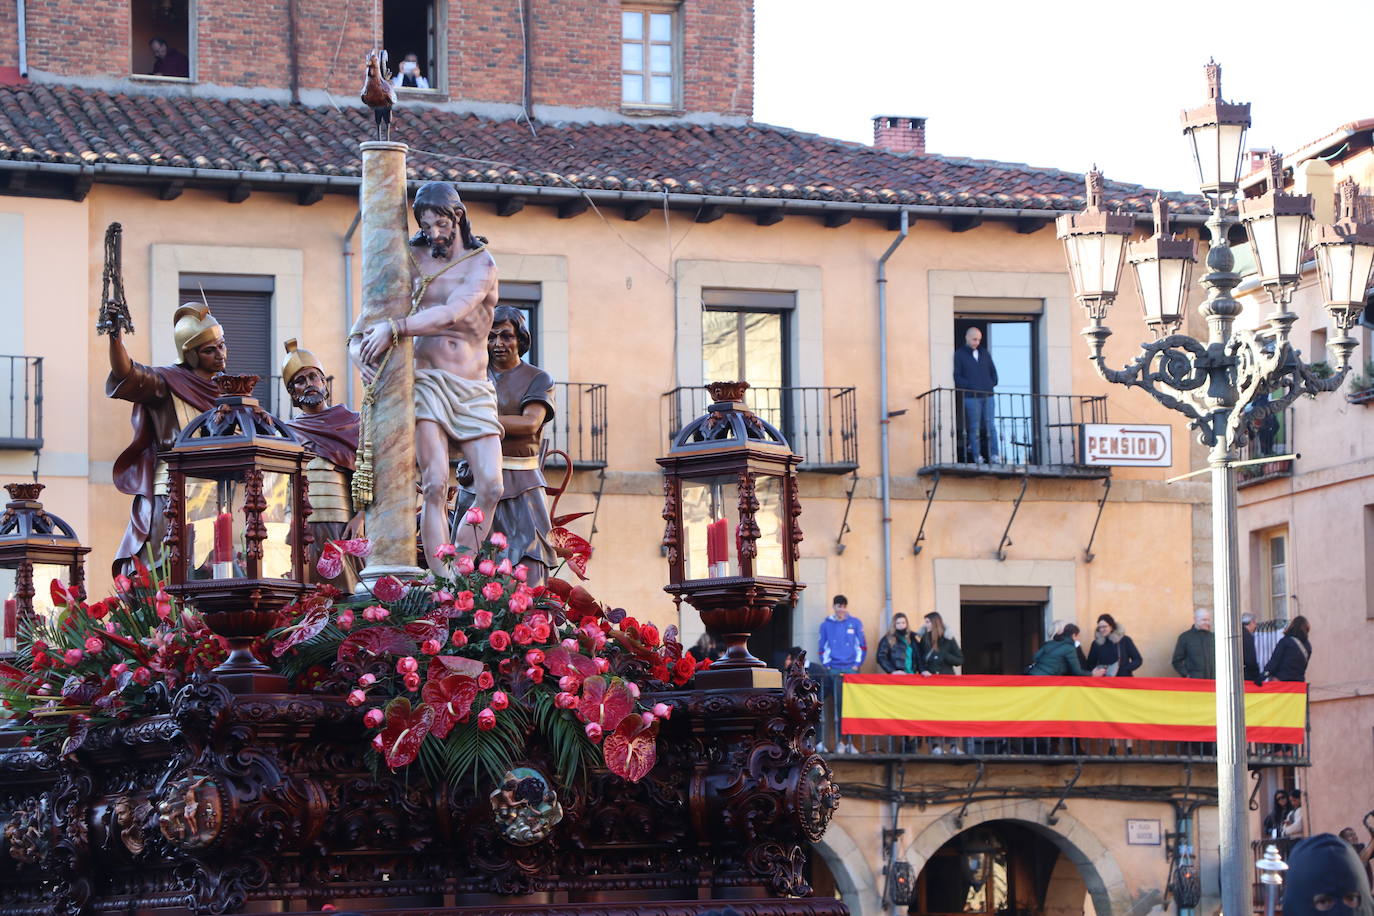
[620,4,680,110]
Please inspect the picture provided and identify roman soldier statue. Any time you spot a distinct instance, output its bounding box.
[280,339,361,588]
[106,304,225,574]
[453,306,556,584]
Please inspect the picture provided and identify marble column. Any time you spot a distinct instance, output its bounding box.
[354,140,421,581]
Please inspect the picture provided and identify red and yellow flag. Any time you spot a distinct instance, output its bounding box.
[841,675,1306,743]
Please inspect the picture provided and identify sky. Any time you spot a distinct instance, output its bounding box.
[754,0,1374,194]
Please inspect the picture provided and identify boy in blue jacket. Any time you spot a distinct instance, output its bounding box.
[818,595,866,753]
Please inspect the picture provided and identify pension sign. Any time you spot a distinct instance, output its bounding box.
[1080,424,1172,467]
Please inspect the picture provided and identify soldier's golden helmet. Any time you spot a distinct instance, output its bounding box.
[172,304,223,368]
[281,338,325,386]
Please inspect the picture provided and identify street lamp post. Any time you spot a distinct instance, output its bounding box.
[1059,61,1374,915]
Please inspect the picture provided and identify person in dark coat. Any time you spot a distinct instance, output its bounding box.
[1262,789,1292,837]
[1171,609,1216,678]
[952,326,999,464]
[914,612,963,676]
[1028,622,1103,676]
[1264,615,1313,683]
[1283,833,1374,916]
[1242,613,1262,684]
[1085,613,1143,676]
[877,613,920,674]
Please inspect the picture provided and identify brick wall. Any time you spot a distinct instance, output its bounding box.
[1,0,754,117]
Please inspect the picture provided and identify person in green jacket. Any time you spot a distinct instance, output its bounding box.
[915,612,964,676]
[1029,623,1105,676]
[1171,609,1216,678]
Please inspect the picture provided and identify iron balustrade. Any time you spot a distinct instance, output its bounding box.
[0,356,42,451]
[662,385,858,472]
[915,387,1108,473]
[544,382,608,470]
[1237,405,1295,488]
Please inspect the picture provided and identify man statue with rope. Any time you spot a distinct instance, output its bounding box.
[350,182,504,573]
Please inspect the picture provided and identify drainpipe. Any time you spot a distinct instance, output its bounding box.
[877,210,910,632]
[342,209,361,409]
[16,0,27,79]
[286,0,300,104]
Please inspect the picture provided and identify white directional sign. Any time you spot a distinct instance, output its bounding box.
[1080,423,1173,467]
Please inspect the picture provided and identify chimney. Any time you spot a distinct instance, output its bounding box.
[1245,148,1269,177]
[873,116,927,155]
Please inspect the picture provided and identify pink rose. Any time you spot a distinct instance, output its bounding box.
[346,689,366,706]
[454,590,475,611]
[402,672,421,691]
[526,666,544,684]
[84,637,104,654]
[533,622,551,641]
[652,702,672,720]
[525,649,545,666]
[508,591,532,614]
[555,691,578,709]
[512,564,528,582]
[562,638,579,652]
[431,590,453,606]
[477,707,496,731]
[497,558,513,576]
[473,610,493,629]
[421,639,441,655]
[455,555,475,576]
[478,670,494,689]
[371,733,385,752]
[336,609,355,631]
[489,531,508,550]
[491,690,509,710]
[450,630,468,647]
[363,707,384,728]
[584,721,603,742]
[481,581,504,601]
[489,630,512,651]
[362,605,389,622]
[358,673,377,686]
[114,574,132,593]
[110,663,129,677]
[63,649,83,665]
[396,656,419,674]
[512,624,533,645]
[464,507,485,527]
[558,674,581,692]
[132,666,151,685]
[435,543,457,560]
[627,681,640,699]
[594,657,610,673]
[478,559,496,578]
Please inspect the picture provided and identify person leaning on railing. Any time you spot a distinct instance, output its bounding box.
[1085,613,1142,676]
[877,613,920,674]
[1028,623,1106,677]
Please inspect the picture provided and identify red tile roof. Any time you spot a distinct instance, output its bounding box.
[0,84,1207,214]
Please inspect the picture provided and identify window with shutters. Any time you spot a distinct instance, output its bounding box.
[179,274,274,409]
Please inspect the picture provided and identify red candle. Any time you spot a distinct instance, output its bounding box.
[214,511,234,564]
[3,595,15,639]
[706,518,723,566]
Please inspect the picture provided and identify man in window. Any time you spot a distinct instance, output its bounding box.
[280,340,361,589]
[148,38,190,79]
[105,304,225,574]
[953,326,999,464]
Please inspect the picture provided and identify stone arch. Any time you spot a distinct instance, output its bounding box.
[814,819,885,916]
[901,799,1131,916]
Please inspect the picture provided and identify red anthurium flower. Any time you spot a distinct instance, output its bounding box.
[576,676,635,729]
[271,600,332,658]
[378,697,433,768]
[421,674,479,738]
[317,538,372,580]
[549,528,593,579]
[373,575,406,602]
[602,712,659,782]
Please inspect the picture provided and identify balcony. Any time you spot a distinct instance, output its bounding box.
[1237,405,1294,488]
[544,382,608,470]
[915,387,1109,478]
[0,356,42,451]
[662,385,858,473]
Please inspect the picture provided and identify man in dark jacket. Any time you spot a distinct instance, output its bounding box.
[1241,613,1262,683]
[1171,609,1216,678]
[1284,833,1374,916]
[953,326,999,464]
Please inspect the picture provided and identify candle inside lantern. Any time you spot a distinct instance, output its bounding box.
[3,593,15,653]
[213,510,235,578]
[706,517,730,578]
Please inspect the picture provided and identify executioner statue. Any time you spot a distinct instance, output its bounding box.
[453,306,557,584]
[106,303,226,573]
[351,181,504,574]
[280,339,361,588]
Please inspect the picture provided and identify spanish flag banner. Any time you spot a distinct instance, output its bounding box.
[841,675,1307,744]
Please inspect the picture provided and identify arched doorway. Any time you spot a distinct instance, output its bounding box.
[908,820,1068,915]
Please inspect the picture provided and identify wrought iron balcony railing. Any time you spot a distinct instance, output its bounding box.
[915,387,1109,477]
[1237,405,1295,488]
[0,356,42,451]
[662,385,858,473]
[544,382,608,470]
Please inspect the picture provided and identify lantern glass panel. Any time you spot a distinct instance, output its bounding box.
[1065,232,1126,300]
[30,563,69,622]
[1321,242,1374,306]
[753,474,786,578]
[186,474,247,580]
[1187,122,1246,193]
[1275,213,1311,279]
[681,476,742,580]
[260,471,295,580]
[1246,215,1279,281]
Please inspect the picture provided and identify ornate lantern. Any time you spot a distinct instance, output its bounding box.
[0,482,89,651]
[657,381,803,688]
[1056,169,1136,320]
[163,374,309,691]
[1128,194,1197,335]
[1180,59,1251,198]
[1312,178,1374,336]
[1239,153,1314,305]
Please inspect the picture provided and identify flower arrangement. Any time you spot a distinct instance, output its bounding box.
[0,558,227,753]
[270,509,702,790]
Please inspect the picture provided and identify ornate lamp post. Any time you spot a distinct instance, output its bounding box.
[658,381,803,689]
[163,374,310,692]
[1059,61,1374,915]
[0,482,89,652]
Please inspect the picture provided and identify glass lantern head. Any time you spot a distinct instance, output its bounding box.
[1056,169,1136,320]
[1239,154,1314,303]
[1128,194,1197,334]
[1180,60,1251,198]
[0,482,88,628]
[1312,177,1374,332]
